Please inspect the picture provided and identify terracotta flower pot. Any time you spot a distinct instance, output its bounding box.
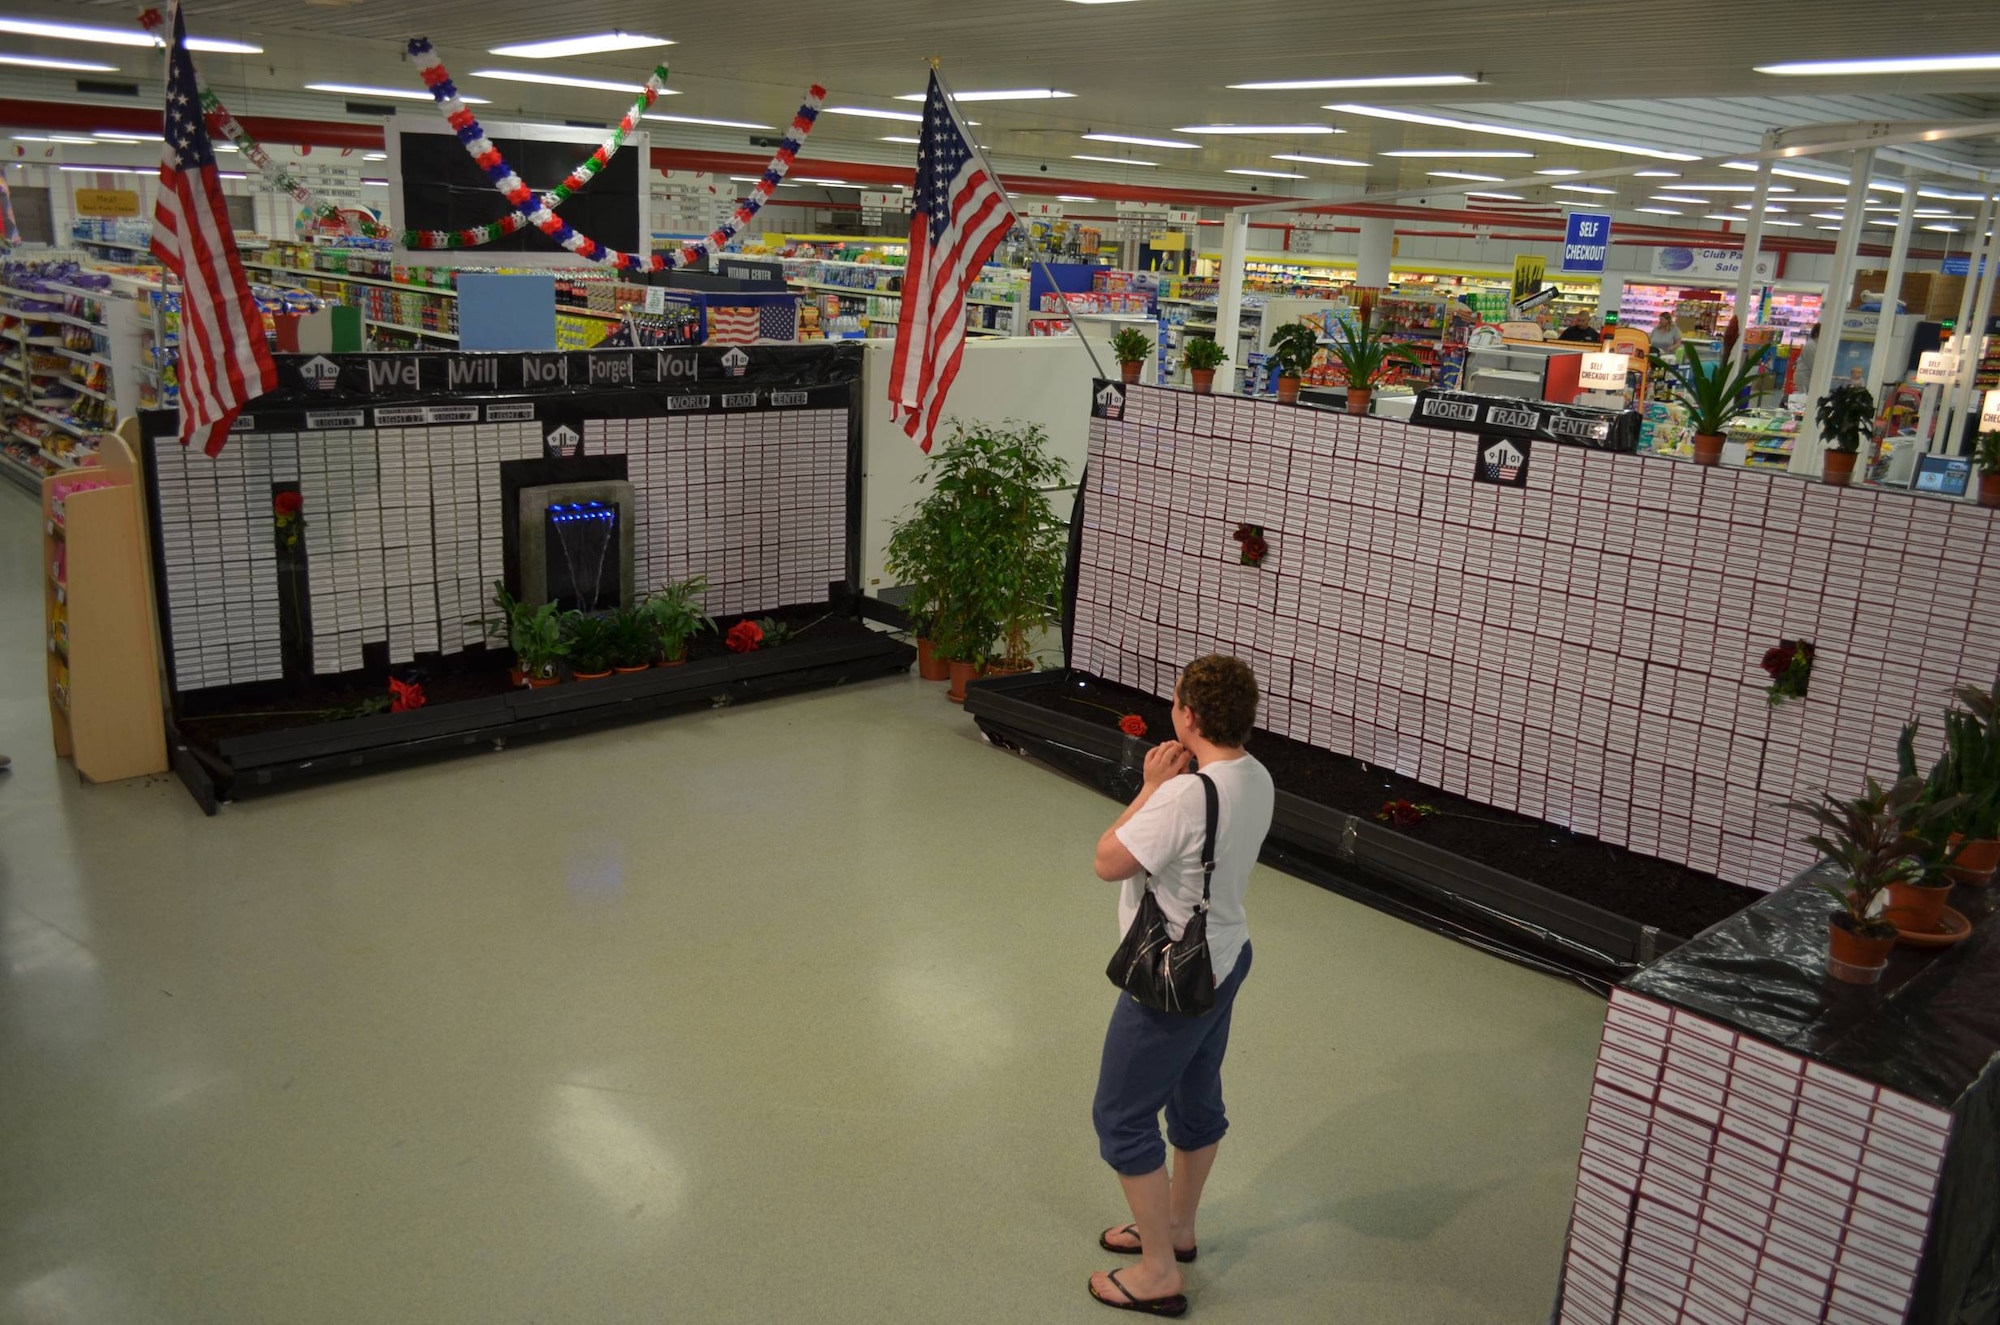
[572,669,612,681]
[509,666,525,687]
[527,674,559,689]
[1692,433,1725,466]
[1883,878,1954,934]
[946,659,983,704]
[614,664,649,674]
[1980,473,2000,509]
[1947,834,1999,886]
[1346,386,1372,416]
[1822,450,1857,486]
[1827,916,1896,984]
[916,637,952,682]
[1119,360,1142,385]
[1190,368,1216,395]
[985,661,1033,680]
[1276,375,1301,404]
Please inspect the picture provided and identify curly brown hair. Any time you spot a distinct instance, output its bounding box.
[1177,654,1259,747]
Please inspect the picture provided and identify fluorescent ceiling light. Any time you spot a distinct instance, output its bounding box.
[94,130,162,141]
[820,106,924,122]
[1429,170,1505,181]
[1536,168,1582,176]
[0,17,258,52]
[1081,132,1198,149]
[1817,225,1843,231]
[1652,194,1708,204]
[795,177,855,186]
[1634,207,1682,215]
[1553,183,1617,194]
[17,134,101,145]
[91,135,144,144]
[1073,153,1156,167]
[1058,195,1097,202]
[1765,219,1803,227]
[1327,103,1698,160]
[363,152,388,161]
[213,143,238,153]
[1633,170,1680,178]
[1868,218,1899,227]
[1381,149,1532,158]
[306,83,491,104]
[1730,203,1789,211]
[1231,74,1478,90]
[1914,208,1966,217]
[468,69,675,94]
[1272,153,1368,167]
[1227,168,1306,178]
[487,32,672,59]
[1810,212,1845,220]
[879,135,921,145]
[643,112,776,130]
[1923,224,1962,232]
[1782,195,1850,203]
[1176,124,1340,135]
[1065,0,1143,4]
[1719,160,1847,184]
[1703,214,1739,222]
[1669,182,1793,193]
[59,164,144,173]
[894,88,1072,102]
[1465,191,1525,200]
[1756,53,2000,76]
[0,51,118,71]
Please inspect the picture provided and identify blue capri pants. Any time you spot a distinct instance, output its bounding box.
[1091,941,1253,1176]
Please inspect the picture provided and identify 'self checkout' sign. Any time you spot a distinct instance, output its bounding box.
[1562,212,1612,274]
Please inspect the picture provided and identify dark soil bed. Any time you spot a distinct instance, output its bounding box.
[1025,672,1761,939]
[176,605,876,751]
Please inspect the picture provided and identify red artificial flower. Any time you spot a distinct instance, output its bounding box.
[1376,799,1433,828]
[1244,536,1269,562]
[273,490,303,517]
[725,620,764,653]
[1119,714,1147,738]
[389,677,426,712]
[1760,641,1805,679]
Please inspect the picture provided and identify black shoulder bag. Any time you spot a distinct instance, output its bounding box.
[1106,773,1218,1017]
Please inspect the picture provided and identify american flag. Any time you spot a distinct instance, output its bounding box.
[150,1,276,457]
[887,72,1009,452]
[707,301,798,345]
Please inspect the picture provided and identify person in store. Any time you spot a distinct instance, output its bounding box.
[1086,654,1275,1317]
[1557,312,1603,344]
[1649,311,1682,358]
[1791,323,1820,396]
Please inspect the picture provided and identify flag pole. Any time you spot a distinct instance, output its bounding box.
[929,60,1111,383]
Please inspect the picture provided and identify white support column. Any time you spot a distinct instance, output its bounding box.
[1215,211,1251,392]
[1942,195,2000,455]
[1935,192,1994,452]
[1794,147,1876,476]
[1732,134,1776,366]
[1355,216,1393,288]
[1865,175,1919,409]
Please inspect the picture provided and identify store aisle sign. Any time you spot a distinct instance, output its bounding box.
[1943,256,1989,278]
[1512,255,1545,303]
[1916,350,1958,384]
[75,188,139,217]
[1578,352,1628,390]
[1562,212,1612,273]
[1651,246,1777,282]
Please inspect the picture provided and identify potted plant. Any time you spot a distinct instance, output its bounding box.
[640,575,714,666]
[562,612,618,680]
[1976,430,2000,509]
[1791,775,1962,983]
[1110,327,1152,385]
[1268,321,1320,405]
[886,473,958,682]
[513,600,567,687]
[1323,293,1424,416]
[1815,381,1875,487]
[1656,332,1770,466]
[1181,335,1228,395]
[1904,677,2000,886]
[476,580,536,685]
[608,607,655,673]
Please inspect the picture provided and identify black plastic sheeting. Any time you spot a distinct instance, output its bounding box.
[1626,877,2000,1324]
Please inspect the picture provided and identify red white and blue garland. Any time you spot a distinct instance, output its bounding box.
[408,36,824,272]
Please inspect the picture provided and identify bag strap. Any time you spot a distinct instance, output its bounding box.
[1196,772,1218,908]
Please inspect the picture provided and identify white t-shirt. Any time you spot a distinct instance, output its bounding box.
[1114,753,1275,984]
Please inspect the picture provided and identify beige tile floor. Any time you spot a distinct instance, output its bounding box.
[0,484,1605,1324]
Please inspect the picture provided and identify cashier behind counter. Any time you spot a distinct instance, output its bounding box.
[1556,313,1603,344]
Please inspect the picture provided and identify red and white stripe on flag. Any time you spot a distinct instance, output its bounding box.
[886,72,1010,452]
[150,0,276,458]
[706,305,759,345]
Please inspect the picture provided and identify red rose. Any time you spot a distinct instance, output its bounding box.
[1119,714,1147,738]
[1244,536,1268,562]
[1760,643,1795,679]
[389,677,425,712]
[273,490,303,517]
[725,620,764,653]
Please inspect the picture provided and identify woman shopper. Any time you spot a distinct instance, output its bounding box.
[1087,654,1275,1317]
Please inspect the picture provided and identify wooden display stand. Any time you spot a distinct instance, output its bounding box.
[43,424,168,782]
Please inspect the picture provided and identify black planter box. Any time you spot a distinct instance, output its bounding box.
[173,631,913,810]
[964,669,1681,985]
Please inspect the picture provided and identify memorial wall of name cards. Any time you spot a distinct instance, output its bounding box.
[1072,385,2000,890]
[143,345,860,695]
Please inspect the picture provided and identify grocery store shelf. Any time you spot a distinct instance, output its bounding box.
[0,447,45,493]
[54,348,112,369]
[966,297,1020,308]
[19,404,94,438]
[73,237,155,257]
[248,262,457,297]
[790,278,901,297]
[366,320,458,341]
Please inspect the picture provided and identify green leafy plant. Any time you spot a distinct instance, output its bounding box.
[1323,293,1424,390]
[1110,327,1153,365]
[561,612,619,676]
[640,575,714,663]
[1903,678,2000,846]
[1181,336,1228,372]
[607,606,656,669]
[1975,430,2000,476]
[512,600,567,680]
[1816,381,1876,455]
[1657,334,1772,436]
[1267,321,1321,380]
[886,420,1070,670]
[1789,775,1963,938]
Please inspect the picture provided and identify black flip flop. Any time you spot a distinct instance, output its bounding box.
[1088,1267,1188,1317]
[1099,1224,1197,1264]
